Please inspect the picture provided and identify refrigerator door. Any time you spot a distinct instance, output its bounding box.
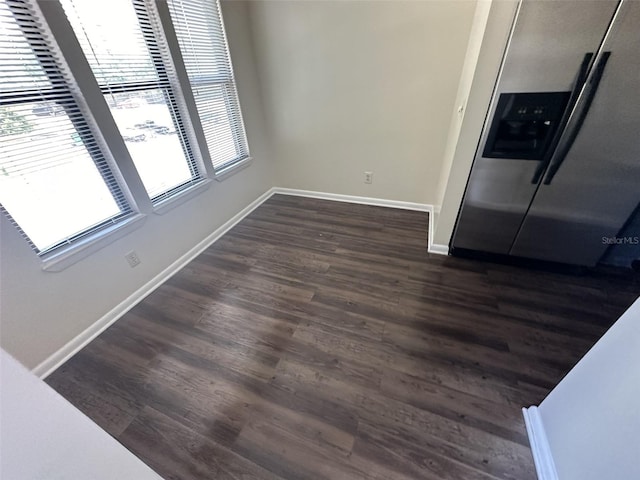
[510,0,640,266]
[452,0,619,254]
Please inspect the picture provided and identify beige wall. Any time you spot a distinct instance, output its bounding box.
[0,1,275,370]
[248,0,476,205]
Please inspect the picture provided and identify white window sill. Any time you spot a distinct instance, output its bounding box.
[214,156,253,182]
[42,214,147,272]
[152,179,212,215]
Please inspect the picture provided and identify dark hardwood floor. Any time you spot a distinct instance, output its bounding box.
[46,194,639,480]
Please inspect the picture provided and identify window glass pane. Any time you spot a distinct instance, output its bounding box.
[0,7,49,91]
[61,0,157,85]
[106,90,192,198]
[167,0,231,82]
[193,84,237,167]
[0,0,127,254]
[0,104,121,251]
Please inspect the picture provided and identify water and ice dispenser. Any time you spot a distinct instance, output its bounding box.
[482,92,570,160]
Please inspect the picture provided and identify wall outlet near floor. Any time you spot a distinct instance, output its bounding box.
[364,171,373,184]
[125,250,141,268]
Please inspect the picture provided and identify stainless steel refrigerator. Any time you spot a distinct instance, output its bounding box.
[452,0,640,267]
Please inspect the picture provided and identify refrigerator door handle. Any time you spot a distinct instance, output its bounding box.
[543,51,612,185]
[530,52,594,184]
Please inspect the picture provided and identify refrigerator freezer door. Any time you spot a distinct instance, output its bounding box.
[452,0,618,254]
[510,0,640,266]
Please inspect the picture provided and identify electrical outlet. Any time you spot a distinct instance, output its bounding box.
[364,171,373,184]
[125,250,141,268]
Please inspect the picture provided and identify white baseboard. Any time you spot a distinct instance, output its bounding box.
[426,200,448,255]
[272,188,432,212]
[522,406,559,480]
[35,186,449,378]
[428,243,449,255]
[34,187,277,379]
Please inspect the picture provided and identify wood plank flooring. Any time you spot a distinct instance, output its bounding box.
[46,194,639,480]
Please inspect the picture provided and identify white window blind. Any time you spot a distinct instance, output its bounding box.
[60,0,202,202]
[167,0,249,171]
[0,0,132,254]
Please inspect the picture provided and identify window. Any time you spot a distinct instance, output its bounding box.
[1,0,252,266]
[60,0,203,202]
[0,0,132,254]
[167,0,249,172]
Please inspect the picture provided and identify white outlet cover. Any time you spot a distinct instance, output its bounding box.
[125,251,141,267]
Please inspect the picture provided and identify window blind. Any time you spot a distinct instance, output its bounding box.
[60,0,202,202]
[0,0,131,254]
[167,0,249,171]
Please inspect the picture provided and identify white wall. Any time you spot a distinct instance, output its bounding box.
[248,0,476,205]
[0,0,275,371]
[0,349,163,479]
[433,0,518,246]
[535,296,640,480]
